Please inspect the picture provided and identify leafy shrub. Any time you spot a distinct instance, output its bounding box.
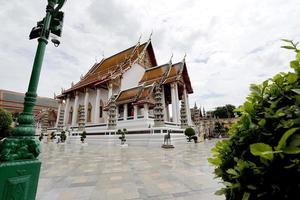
[39,133,44,141]
[0,108,13,139]
[185,127,195,142]
[118,129,126,144]
[60,131,66,142]
[50,131,56,140]
[80,131,87,143]
[208,40,300,200]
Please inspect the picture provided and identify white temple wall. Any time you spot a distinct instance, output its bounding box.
[120,63,145,91]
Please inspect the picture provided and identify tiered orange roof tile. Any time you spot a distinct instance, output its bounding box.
[115,85,154,105]
[62,41,157,95]
[139,61,193,93]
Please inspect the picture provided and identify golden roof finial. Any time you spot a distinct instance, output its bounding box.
[169,53,173,64]
[183,53,187,62]
[148,30,153,41]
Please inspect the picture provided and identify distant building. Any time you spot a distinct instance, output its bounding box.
[0,89,58,127]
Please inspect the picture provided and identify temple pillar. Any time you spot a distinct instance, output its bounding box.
[161,86,167,121]
[63,96,70,126]
[174,83,180,124]
[55,100,62,127]
[144,104,149,119]
[183,86,192,125]
[94,88,101,123]
[166,103,170,121]
[171,83,178,123]
[108,82,113,99]
[133,105,138,120]
[124,104,128,120]
[71,91,79,126]
[186,93,192,125]
[84,89,89,123]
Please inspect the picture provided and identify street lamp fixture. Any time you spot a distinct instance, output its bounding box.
[0,0,66,199]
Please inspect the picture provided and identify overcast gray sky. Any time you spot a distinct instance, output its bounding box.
[1,0,299,110]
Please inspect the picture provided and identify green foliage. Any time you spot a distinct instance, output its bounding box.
[0,108,13,139]
[60,131,66,142]
[118,129,126,144]
[50,131,56,140]
[80,131,87,143]
[38,133,44,141]
[209,41,300,200]
[185,127,195,142]
[213,104,236,118]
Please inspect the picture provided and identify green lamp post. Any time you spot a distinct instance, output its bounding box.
[0,0,66,199]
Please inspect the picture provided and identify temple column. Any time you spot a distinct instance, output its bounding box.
[186,94,192,125]
[124,104,128,121]
[108,82,113,99]
[55,100,62,127]
[171,83,178,123]
[63,96,70,126]
[183,86,192,125]
[94,88,101,123]
[84,89,89,123]
[166,103,170,121]
[133,105,138,120]
[71,91,79,126]
[161,86,167,121]
[174,83,180,124]
[116,106,119,119]
[144,104,149,119]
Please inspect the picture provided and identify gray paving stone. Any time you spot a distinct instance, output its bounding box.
[36,139,225,200]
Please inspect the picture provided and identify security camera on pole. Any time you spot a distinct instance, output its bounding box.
[0,1,66,199]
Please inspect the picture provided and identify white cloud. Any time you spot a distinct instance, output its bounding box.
[0,0,299,110]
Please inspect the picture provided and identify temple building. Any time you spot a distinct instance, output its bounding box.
[55,39,193,134]
[0,89,58,128]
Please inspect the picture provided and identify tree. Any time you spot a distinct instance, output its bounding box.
[184,127,196,142]
[208,40,300,199]
[0,108,13,139]
[213,104,236,118]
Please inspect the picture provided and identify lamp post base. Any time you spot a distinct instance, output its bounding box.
[0,159,41,200]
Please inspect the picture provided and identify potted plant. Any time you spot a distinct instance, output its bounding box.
[50,131,56,141]
[118,129,127,146]
[60,131,66,143]
[80,131,87,144]
[38,133,44,142]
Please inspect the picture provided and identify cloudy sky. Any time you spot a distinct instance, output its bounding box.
[1,0,299,110]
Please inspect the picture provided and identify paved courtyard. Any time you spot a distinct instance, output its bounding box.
[36,139,224,200]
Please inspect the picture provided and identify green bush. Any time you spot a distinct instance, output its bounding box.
[50,131,56,140]
[80,131,87,143]
[60,131,66,142]
[185,127,195,142]
[0,108,13,139]
[39,133,44,141]
[208,40,300,200]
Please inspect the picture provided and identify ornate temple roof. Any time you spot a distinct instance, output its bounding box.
[139,61,193,93]
[115,84,155,105]
[60,41,157,96]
